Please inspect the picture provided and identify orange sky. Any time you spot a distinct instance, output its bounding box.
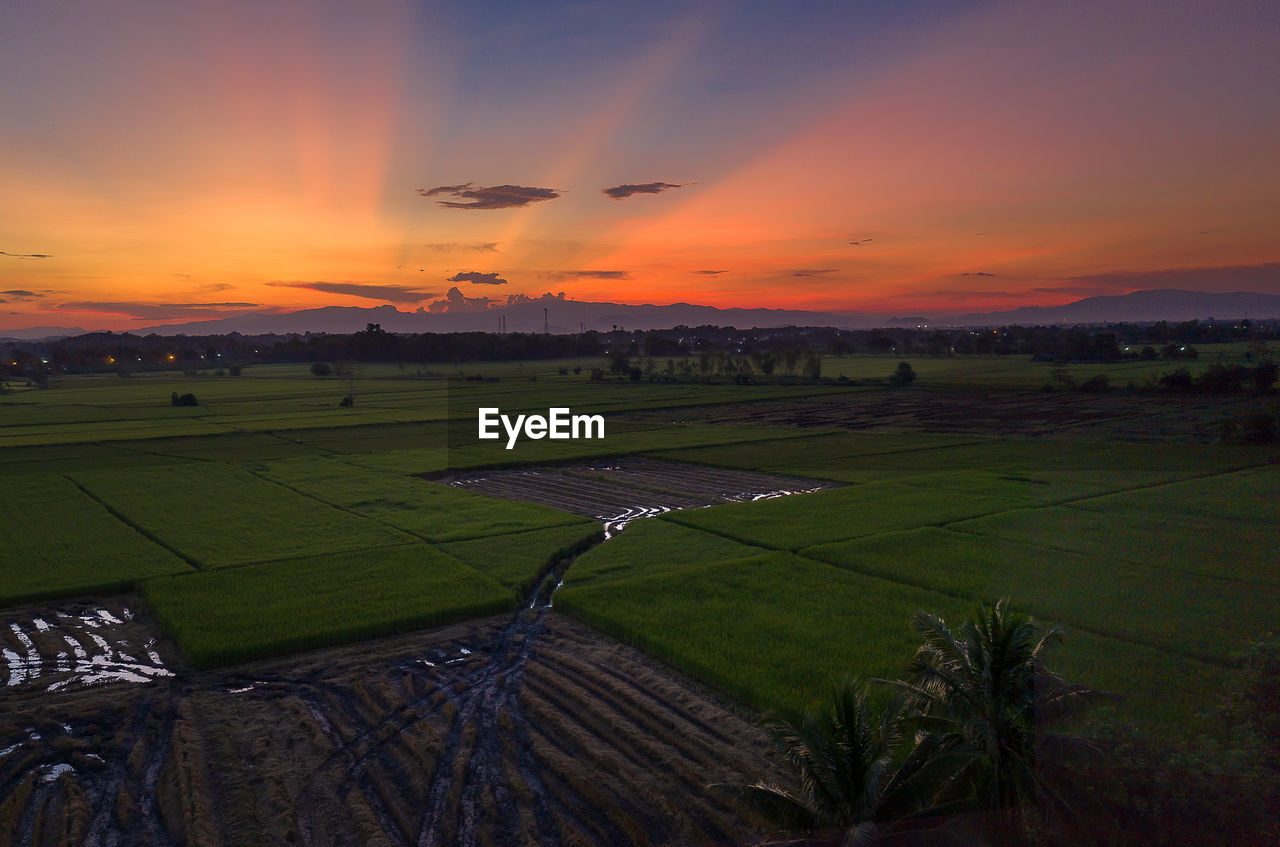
[2,0,1277,330]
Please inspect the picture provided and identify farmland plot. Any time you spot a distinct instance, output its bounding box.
[72,464,408,568]
[0,474,191,604]
[142,545,512,667]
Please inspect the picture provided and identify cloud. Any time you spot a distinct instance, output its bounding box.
[417,183,560,210]
[848,238,872,246]
[421,289,570,315]
[540,270,631,281]
[424,242,499,253]
[447,271,508,285]
[0,251,51,259]
[1,289,46,301]
[961,271,998,277]
[268,281,437,303]
[602,181,686,200]
[423,286,498,314]
[48,301,263,320]
[790,268,839,277]
[691,270,727,275]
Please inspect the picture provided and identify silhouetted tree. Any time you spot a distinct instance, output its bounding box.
[889,361,917,387]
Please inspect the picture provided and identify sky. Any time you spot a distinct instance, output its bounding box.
[1,0,1277,330]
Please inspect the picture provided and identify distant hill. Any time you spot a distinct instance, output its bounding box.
[3,288,1278,339]
[946,289,1280,326]
[128,299,881,335]
[0,325,101,341]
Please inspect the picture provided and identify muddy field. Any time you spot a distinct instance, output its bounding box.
[0,600,786,847]
[1,602,173,694]
[628,388,1271,441]
[441,458,829,537]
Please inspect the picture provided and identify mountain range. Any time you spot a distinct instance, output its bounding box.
[2,289,1277,341]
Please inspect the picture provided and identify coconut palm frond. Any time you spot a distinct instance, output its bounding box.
[715,781,830,831]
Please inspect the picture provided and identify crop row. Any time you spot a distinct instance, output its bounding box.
[142,544,514,668]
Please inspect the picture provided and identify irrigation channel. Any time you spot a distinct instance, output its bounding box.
[0,460,825,846]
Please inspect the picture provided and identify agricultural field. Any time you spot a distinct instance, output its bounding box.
[1,357,1277,845]
[140,545,514,667]
[0,473,192,604]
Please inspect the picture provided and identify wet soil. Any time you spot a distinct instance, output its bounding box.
[1,606,786,847]
[439,458,830,536]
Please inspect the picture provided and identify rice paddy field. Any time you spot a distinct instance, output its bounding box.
[2,358,1277,739]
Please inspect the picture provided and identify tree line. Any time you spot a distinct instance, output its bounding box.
[3,319,1276,381]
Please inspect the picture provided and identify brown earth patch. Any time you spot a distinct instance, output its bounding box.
[1,610,787,847]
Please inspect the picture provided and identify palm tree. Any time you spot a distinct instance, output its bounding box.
[721,601,1106,846]
[888,599,1106,842]
[718,680,960,846]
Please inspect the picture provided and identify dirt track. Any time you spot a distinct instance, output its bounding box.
[0,603,785,847]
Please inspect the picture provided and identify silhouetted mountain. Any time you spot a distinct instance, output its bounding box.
[126,300,882,335]
[3,289,1278,339]
[946,289,1280,326]
[0,326,101,341]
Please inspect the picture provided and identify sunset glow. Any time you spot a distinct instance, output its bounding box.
[2,0,1277,330]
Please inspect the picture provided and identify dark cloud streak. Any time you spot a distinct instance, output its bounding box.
[424,242,499,253]
[602,182,685,200]
[541,270,631,281]
[48,301,264,320]
[447,271,507,285]
[417,183,560,210]
[268,281,438,303]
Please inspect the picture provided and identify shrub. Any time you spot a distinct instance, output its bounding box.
[169,392,198,407]
[310,362,332,377]
[888,361,916,387]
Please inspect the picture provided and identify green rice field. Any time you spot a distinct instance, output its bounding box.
[1,358,1276,737]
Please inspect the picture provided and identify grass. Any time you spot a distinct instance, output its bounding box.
[557,552,972,719]
[664,482,1026,550]
[561,519,770,590]
[950,505,1279,587]
[142,544,513,668]
[257,456,586,541]
[72,463,409,568]
[802,526,1279,663]
[437,521,603,595]
[1066,465,1280,526]
[0,474,192,604]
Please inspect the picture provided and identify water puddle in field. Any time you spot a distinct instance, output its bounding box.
[0,604,173,693]
[444,458,832,543]
[40,762,75,782]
